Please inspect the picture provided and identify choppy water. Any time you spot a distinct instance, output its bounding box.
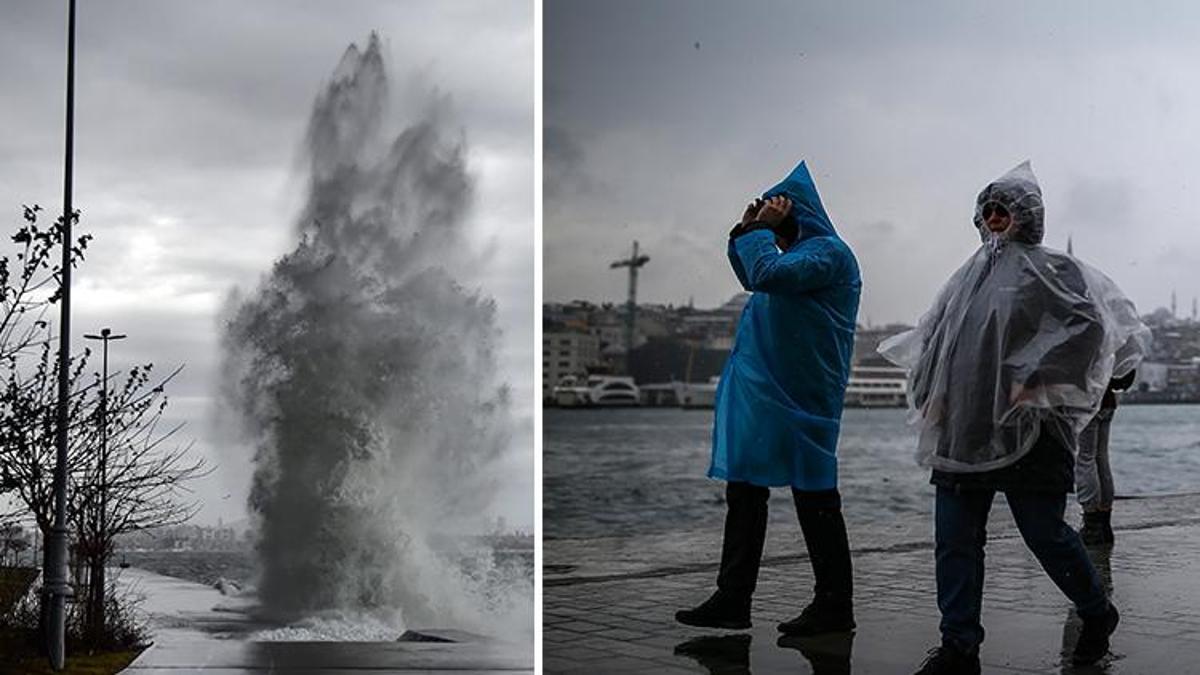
[544,405,1200,540]
[117,548,533,591]
[118,550,255,586]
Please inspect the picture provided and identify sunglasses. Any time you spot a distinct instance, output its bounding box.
[981,202,1009,220]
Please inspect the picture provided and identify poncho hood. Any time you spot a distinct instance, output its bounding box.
[763,161,839,241]
[973,160,1044,245]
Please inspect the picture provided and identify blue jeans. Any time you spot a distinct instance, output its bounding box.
[935,487,1109,652]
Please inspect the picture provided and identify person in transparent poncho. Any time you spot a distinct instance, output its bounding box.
[879,161,1149,673]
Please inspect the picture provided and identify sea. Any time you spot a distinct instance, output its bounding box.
[544,405,1200,541]
[115,545,534,590]
[117,549,256,587]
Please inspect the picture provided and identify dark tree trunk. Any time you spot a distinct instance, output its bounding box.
[86,557,105,644]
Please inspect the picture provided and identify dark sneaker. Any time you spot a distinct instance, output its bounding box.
[1073,603,1119,666]
[777,600,855,636]
[913,644,981,675]
[675,591,751,630]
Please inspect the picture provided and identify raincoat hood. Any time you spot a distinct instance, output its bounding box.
[973,161,1044,245]
[763,161,839,241]
[711,160,861,490]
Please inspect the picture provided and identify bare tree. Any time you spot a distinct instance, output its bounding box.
[0,205,204,644]
[0,204,91,534]
[71,362,206,641]
[0,205,89,366]
[1,329,206,642]
[0,339,98,538]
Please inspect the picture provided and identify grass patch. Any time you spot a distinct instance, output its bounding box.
[0,627,146,674]
[2,649,145,674]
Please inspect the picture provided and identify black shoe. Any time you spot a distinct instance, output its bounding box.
[913,644,980,675]
[777,600,855,636]
[1079,511,1107,547]
[1073,603,1119,666]
[675,590,751,630]
[792,491,857,636]
[1100,510,1115,545]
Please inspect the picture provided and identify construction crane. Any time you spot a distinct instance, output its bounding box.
[610,240,650,373]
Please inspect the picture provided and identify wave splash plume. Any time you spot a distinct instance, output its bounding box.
[218,33,527,639]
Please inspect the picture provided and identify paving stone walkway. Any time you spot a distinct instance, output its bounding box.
[545,493,1200,673]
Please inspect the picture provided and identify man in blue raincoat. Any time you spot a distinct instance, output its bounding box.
[676,162,861,636]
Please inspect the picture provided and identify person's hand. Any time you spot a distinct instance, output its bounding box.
[1009,382,1042,405]
[755,195,792,227]
[740,198,764,226]
[730,198,765,238]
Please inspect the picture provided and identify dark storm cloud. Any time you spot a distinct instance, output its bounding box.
[544,124,594,201]
[545,0,1200,327]
[1060,177,1135,232]
[0,1,533,526]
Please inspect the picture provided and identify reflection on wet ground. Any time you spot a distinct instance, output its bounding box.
[662,608,1137,675]
[776,632,854,675]
[546,511,1200,673]
[671,633,856,675]
[674,634,752,674]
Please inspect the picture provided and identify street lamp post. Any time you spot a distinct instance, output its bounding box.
[46,0,77,669]
[83,328,125,639]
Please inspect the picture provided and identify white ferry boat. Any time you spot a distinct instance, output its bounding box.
[843,366,908,408]
[665,367,909,410]
[552,375,641,407]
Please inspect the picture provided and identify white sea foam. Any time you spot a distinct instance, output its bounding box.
[250,609,405,642]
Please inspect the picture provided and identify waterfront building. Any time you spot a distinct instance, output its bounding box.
[543,331,601,402]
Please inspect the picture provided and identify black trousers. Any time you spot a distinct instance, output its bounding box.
[716,481,853,607]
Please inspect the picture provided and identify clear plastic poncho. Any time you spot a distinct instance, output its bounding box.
[878,161,1151,473]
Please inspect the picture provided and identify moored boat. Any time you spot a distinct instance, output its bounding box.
[552,375,641,407]
[843,366,908,407]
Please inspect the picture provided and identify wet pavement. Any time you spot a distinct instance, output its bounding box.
[545,492,1200,673]
[117,568,532,673]
[124,641,533,674]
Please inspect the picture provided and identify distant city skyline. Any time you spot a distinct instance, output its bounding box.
[547,255,1199,325]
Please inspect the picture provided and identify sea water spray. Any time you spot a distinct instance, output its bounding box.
[216,34,527,638]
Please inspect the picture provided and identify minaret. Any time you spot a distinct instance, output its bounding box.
[1067,235,1074,256]
[1193,297,1197,322]
[1171,289,1177,318]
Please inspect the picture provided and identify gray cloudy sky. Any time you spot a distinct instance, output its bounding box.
[0,1,533,527]
[545,0,1200,327]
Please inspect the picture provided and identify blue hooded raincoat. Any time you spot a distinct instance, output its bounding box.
[709,162,861,490]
